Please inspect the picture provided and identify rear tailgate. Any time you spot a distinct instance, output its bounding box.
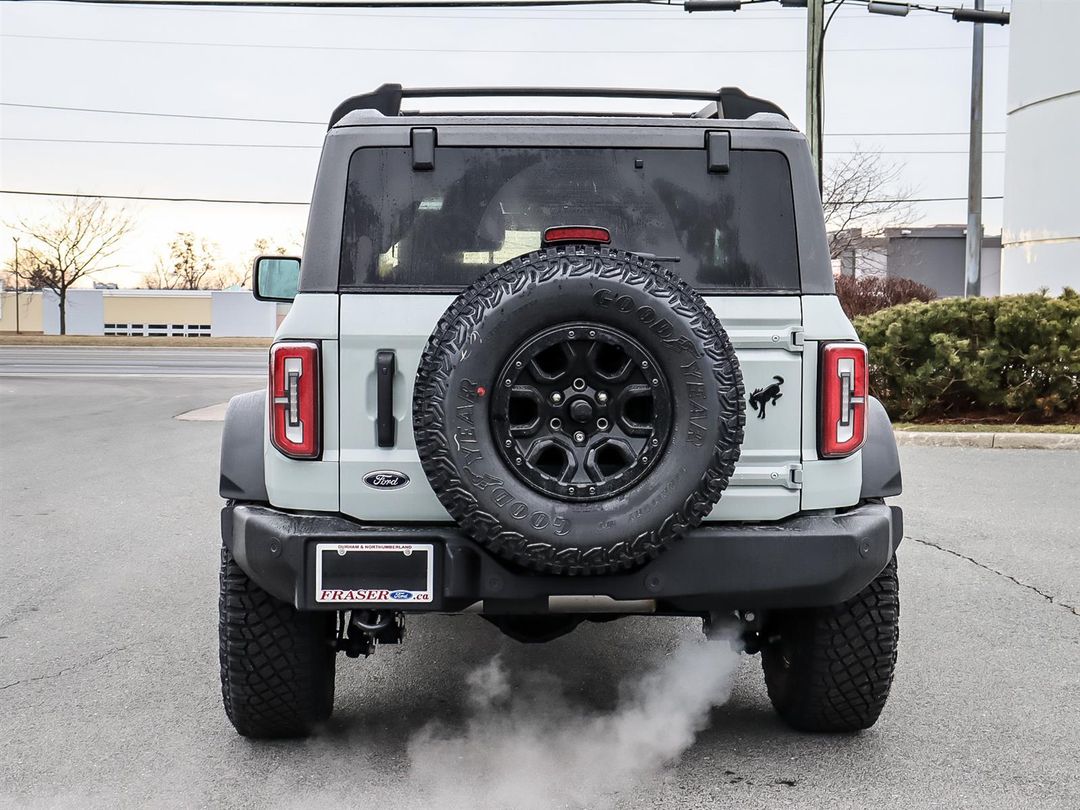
[338,294,802,523]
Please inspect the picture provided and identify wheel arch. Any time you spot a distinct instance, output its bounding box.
[860,395,902,499]
[219,390,269,503]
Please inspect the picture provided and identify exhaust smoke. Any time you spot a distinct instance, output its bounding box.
[404,632,742,810]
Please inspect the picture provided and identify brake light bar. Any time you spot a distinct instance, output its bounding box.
[543,226,611,245]
[819,342,868,458]
[269,341,321,459]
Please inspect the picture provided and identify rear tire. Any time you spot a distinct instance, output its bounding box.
[218,544,336,738]
[761,556,899,733]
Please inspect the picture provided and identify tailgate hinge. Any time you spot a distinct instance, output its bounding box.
[788,464,803,490]
[788,326,805,352]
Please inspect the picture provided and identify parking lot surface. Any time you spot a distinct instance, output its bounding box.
[1,373,1078,809]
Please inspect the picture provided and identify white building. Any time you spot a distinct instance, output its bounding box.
[1001,0,1080,294]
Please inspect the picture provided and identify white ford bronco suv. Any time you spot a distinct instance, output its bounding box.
[218,85,903,739]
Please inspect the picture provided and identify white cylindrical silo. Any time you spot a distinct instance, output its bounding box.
[1001,0,1080,294]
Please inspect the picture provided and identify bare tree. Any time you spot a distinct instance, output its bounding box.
[210,235,303,289]
[822,149,916,273]
[12,198,134,334]
[144,232,219,290]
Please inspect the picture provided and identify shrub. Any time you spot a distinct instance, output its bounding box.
[854,289,1080,421]
[835,274,937,319]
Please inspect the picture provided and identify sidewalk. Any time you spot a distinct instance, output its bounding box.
[894,431,1080,450]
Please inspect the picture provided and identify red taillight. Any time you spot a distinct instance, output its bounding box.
[819,342,868,459]
[269,341,320,459]
[543,225,611,245]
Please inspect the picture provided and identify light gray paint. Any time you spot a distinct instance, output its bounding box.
[41,289,103,335]
[883,228,1002,297]
[210,291,279,338]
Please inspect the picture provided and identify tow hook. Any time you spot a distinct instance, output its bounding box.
[340,610,405,658]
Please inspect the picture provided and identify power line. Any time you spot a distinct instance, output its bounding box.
[0,104,1008,137]
[0,189,310,205]
[1,0,677,8]
[0,136,1007,155]
[2,136,322,148]
[0,101,322,125]
[1,32,1009,54]
[10,0,989,20]
[1,103,1008,138]
[0,188,1005,205]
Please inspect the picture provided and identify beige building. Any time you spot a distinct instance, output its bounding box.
[0,287,282,337]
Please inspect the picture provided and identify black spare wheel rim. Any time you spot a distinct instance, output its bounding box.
[413,245,745,576]
[491,323,672,501]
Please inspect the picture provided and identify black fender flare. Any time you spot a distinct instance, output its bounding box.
[219,390,269,503]
[860,395,902,499]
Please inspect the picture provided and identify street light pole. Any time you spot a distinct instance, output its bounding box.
[964,0,985,298]
[12,236,20,335]
[806,0,825,190]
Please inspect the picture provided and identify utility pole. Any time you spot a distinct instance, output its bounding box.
[806,0,825,190]
[964,0,984,298]
[12,236,20,335]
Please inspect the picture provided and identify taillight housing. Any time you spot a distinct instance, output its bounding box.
[819,342,868,459]
[269,341,320,459]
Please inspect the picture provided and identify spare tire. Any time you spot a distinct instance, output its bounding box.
[413,245,744,575]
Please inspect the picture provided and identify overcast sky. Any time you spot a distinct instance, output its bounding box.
[0,0,1012,287]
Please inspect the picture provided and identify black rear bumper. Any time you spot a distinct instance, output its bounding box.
[222,501,902,613]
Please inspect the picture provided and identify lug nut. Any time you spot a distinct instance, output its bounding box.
[597,391,609,404]
[574,431,586,444]
[551,391,563,404]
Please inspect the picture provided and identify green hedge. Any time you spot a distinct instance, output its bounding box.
[854,289,1080,421]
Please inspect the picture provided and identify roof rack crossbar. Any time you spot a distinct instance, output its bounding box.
[328,84,786,128]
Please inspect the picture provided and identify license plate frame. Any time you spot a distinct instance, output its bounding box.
[314,542,435,605]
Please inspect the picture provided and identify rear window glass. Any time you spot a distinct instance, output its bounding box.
[339,147,799,291]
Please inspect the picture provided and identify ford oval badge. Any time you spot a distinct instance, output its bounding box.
[363,470,411,490]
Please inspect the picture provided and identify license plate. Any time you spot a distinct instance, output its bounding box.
[314,542,434,604]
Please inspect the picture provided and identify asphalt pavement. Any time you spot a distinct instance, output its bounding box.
[1,374,1078,809]
[0,346,265,377]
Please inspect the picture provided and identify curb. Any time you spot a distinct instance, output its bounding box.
[894,431,1080,450]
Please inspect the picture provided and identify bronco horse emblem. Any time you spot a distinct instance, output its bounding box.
[749,376,784,419]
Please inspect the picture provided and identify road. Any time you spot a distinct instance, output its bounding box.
[1,375,1078,809]
[0,346,265,377]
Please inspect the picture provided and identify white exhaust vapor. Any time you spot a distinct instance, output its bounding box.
[405,633,743,810]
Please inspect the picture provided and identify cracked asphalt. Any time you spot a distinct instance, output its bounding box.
[2,375,1078,809]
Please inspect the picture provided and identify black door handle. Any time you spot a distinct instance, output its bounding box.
[375,350,396,447]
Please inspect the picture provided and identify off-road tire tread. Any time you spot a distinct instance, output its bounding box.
[413,246,744,576]
[218,544,336,738]
[762,556,899,733]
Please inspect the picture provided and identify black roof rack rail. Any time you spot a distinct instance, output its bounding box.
[327,84,787,128]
